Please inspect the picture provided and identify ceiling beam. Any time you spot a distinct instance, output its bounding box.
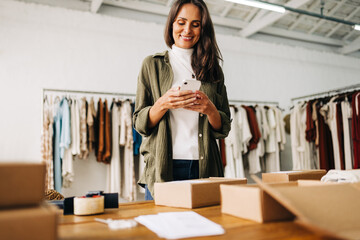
[220,3,234,17]
[103,0,344,46]
[90,0,103,13]
[104,0,248,28]
[339,36,360,54]
[307,0,346,34]
[288,0,318,30]
[325,7,360,37]
[262,26,345,46]
[104,0,169,15]
[244,8,261,22]
[238,0,311,38]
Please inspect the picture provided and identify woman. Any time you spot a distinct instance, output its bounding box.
[133,0,231,200]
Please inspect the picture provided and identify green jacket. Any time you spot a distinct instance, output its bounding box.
[133,50,231,197]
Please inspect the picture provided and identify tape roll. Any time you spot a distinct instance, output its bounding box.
[74,195,104,215]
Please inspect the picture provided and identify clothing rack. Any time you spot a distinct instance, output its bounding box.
[42,88,136,98]
[41,88,136,133]
[291,83,360,102]
[228,99,279,105]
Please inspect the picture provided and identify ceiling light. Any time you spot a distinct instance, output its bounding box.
[226,0,285,13]
[227,0,360,31]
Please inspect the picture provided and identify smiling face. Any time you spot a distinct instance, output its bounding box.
[172,3,201,49]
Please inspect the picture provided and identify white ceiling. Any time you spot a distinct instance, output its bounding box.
[17,0,360,56]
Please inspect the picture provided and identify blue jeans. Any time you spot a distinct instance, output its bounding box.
[145,160,199,201]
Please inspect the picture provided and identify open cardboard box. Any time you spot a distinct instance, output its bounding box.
[0,162,46,208]
[0,203,58,240]
[262,170,327,183]
[154,177,247,208]
[254,176,360,240]
[221,180,330,223]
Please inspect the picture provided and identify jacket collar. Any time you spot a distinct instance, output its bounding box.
[152,50,170,63]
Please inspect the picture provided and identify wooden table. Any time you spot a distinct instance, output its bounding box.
[58,201,334,240]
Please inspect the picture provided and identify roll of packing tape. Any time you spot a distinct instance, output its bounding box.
[74,195,104,215]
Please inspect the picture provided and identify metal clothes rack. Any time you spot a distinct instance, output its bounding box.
[291,83,360,102]
[228,99,279,105]
[42,88,136,99]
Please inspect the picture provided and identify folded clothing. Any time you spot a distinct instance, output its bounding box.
[321,169,360,183]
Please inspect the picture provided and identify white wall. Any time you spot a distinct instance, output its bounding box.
[1,0,360,196]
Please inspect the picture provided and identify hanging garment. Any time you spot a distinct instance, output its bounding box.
[242,106,261,151]
[96,98,104,162]
[106,101,121,195]
[352,92,360,169]
[70,98,80,156]
[306,101,316,142]
[266,107,280,172]
[224,106,247,178]
[336,102,345,170]
[341,99,353,169]
[103,99,112,163]
[60,98,73,189]
[320,96,341,170]
[78,97,89,159]
[41,96,54,190]
[258,106,270,172]
[120,100,136,201]
[266,107,277,154]
[53,97,71,193]
[266,107,285,172]
[317,104,335,170]
[87,97,96,153]
[290,103,312,170]
[301,103,317,170]
[247,106,267,174]
[311,101,320,169]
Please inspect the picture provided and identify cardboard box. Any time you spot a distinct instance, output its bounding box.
[154,177,247,208]
[254,177,360,240]
[221,183,294,223]
[262,170,326,183]
[221,180,330,223]
[0,162,46,208]
[0,203,58,240]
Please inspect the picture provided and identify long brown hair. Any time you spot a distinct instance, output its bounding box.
[164,0,223,83]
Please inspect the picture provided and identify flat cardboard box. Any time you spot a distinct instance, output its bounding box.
[262,170,326,183]
[0,162,46,208]
[221,180,330,223]
[0,203,58,240]
[154,177,247,208]
[254,177,360,240]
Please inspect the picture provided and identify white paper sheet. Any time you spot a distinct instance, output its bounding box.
[134,211,225,239]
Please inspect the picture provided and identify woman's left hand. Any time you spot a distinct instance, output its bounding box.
[184,90,222,130]
[184,90,215,115]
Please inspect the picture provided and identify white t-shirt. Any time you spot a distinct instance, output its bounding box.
[169,45,199,160]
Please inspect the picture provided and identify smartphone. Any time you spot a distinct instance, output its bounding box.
[180,79,201,92]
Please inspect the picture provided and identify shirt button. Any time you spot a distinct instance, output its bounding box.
[199,133,202,138]
[200,156,204,160]
[200,114,203,117]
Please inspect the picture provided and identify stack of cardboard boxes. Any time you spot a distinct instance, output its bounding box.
[0,163,58,240]
[154,170,360,239]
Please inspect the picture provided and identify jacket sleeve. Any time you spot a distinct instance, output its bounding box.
[133,56,154,137]
[211,71,231,139]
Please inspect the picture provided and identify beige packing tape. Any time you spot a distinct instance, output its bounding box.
[74,196,104,215]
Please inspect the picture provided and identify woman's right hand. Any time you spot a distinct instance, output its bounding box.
[147,87,197,128]
[158,87,197,110]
